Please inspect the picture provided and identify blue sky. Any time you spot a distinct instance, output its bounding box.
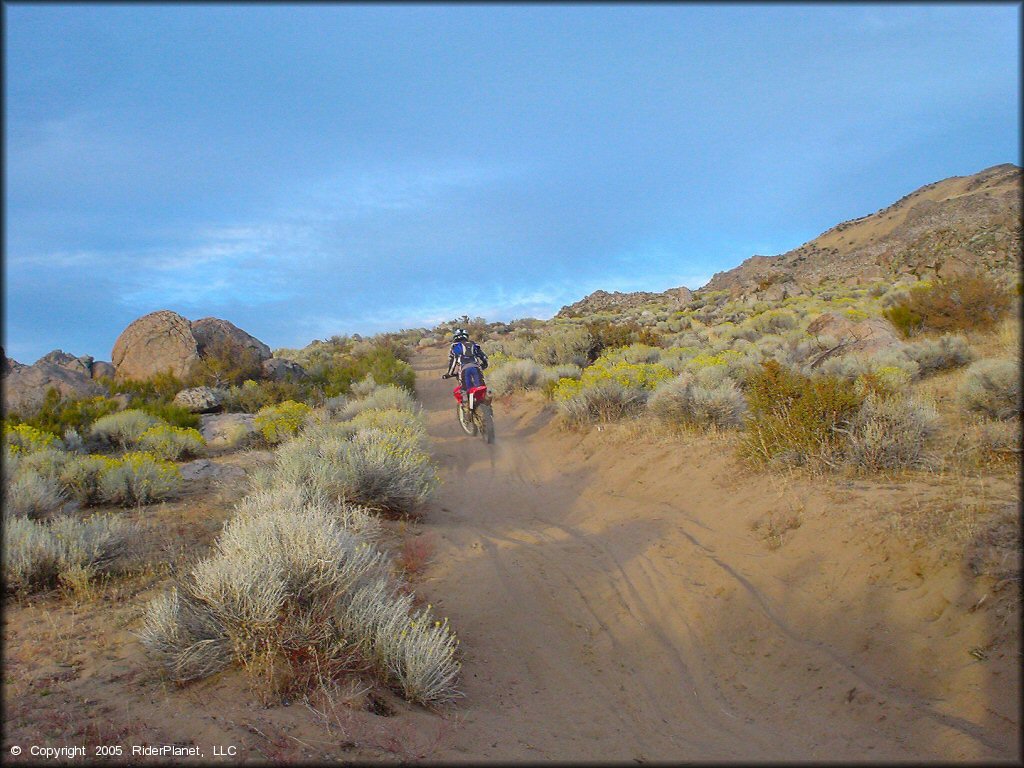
[4,4,1019,363]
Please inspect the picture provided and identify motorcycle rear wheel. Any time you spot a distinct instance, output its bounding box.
[477,402,495,444]
[457,403,476,435]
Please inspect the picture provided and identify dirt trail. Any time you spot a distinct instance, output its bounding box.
[412,347,1019,762]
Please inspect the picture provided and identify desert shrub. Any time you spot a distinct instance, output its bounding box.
[3,513,137,594]
[748,309,798,334]
[346,408,428,449]
[90,409,162,449]
[853,367,913,398]
[4,423,62,454]
[189,335,263,389]
[884,273,1011,337]
[554,379,648,425]
[137,587,234,683]
[102,370,184,403]
[648,376,746,429]
[958,359,1021,420]
[98,451,182,506]
[62,428,85,453]
[815,348,919,384]
[335,429,437,512]
[139,492,459,704]
[659,346,701,372]
[17,447,73,481]
[603,344,663,365]
[349,373,379,399]
[902,334,973,376]
[137,424,206,460]
[882,304,924,337]
[272,427,436,514]
[740,360,864,468]
[487,359,544,396]
[5,470,69,519]
[338,576,461,705]
[12,389,122,437]
[533,326,594,366]
[337,386,417,420]
[59,454,116,506]
[222,378,311,414]
[254,400,313,444]
[137,402,201,429]
[313,346,416,398]
[970,418,1021,460]
[995,316,1021,360]
[843,394,939,472]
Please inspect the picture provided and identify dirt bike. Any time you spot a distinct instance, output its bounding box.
[443,366,495,444]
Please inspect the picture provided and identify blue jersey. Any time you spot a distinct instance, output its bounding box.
[447,341,488,377]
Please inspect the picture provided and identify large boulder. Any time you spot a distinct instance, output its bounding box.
[762,280,804,303]
[806,312,902,358]
[261,357,307,381]
[173,386,226,413]
[2,359,106,417]
[112,310,201,382]
[90,361,116,381]
[199,413,258,450]
[191,318,272,362]
[675,286,694,305]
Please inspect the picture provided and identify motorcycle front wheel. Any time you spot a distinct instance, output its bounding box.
[457,403,477,435]
[476,402,495,444]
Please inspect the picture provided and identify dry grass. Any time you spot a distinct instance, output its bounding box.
[751,509,804,550]
[396,533,436,580]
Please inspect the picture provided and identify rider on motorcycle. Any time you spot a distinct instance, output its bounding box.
[442,328,488,394]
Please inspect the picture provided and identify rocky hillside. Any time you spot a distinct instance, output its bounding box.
[556,287,693,319]
[704,163,1022,293]
[555,163,1020,318]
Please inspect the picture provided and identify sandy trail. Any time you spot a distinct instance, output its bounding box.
[412,347,1019,762]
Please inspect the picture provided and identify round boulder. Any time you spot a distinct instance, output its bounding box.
[806,312,902,356]
[191,318,272,361]
[173,386,226,413]
[261,357,308,381]
[199,413,258,450]
[112,310,201,382]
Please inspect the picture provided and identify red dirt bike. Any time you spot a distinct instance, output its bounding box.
[443,365,495,444]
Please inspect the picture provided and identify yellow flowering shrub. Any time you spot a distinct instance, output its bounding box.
[683,349,744,372]
[98,451,182,506]
[551,357,673,402]
[137,424,206,460]
[255,400,312,444]
[4,423,61,454]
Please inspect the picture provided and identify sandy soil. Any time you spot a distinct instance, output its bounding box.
[2,348,1018,763]
[411,346,1019,762]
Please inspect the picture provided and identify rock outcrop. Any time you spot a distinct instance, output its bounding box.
[556,286,695,318]
[2,350,107,417]
[111,310,201,382]
[704,163,1022,294]
[261,358,307,381]
[805,313,902,360]
[191,317,272,361]
[173,386,226,413]
[2,349,26,375]
[90,361,116,380]
[199,413,258,450]
[36,350,93,377]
